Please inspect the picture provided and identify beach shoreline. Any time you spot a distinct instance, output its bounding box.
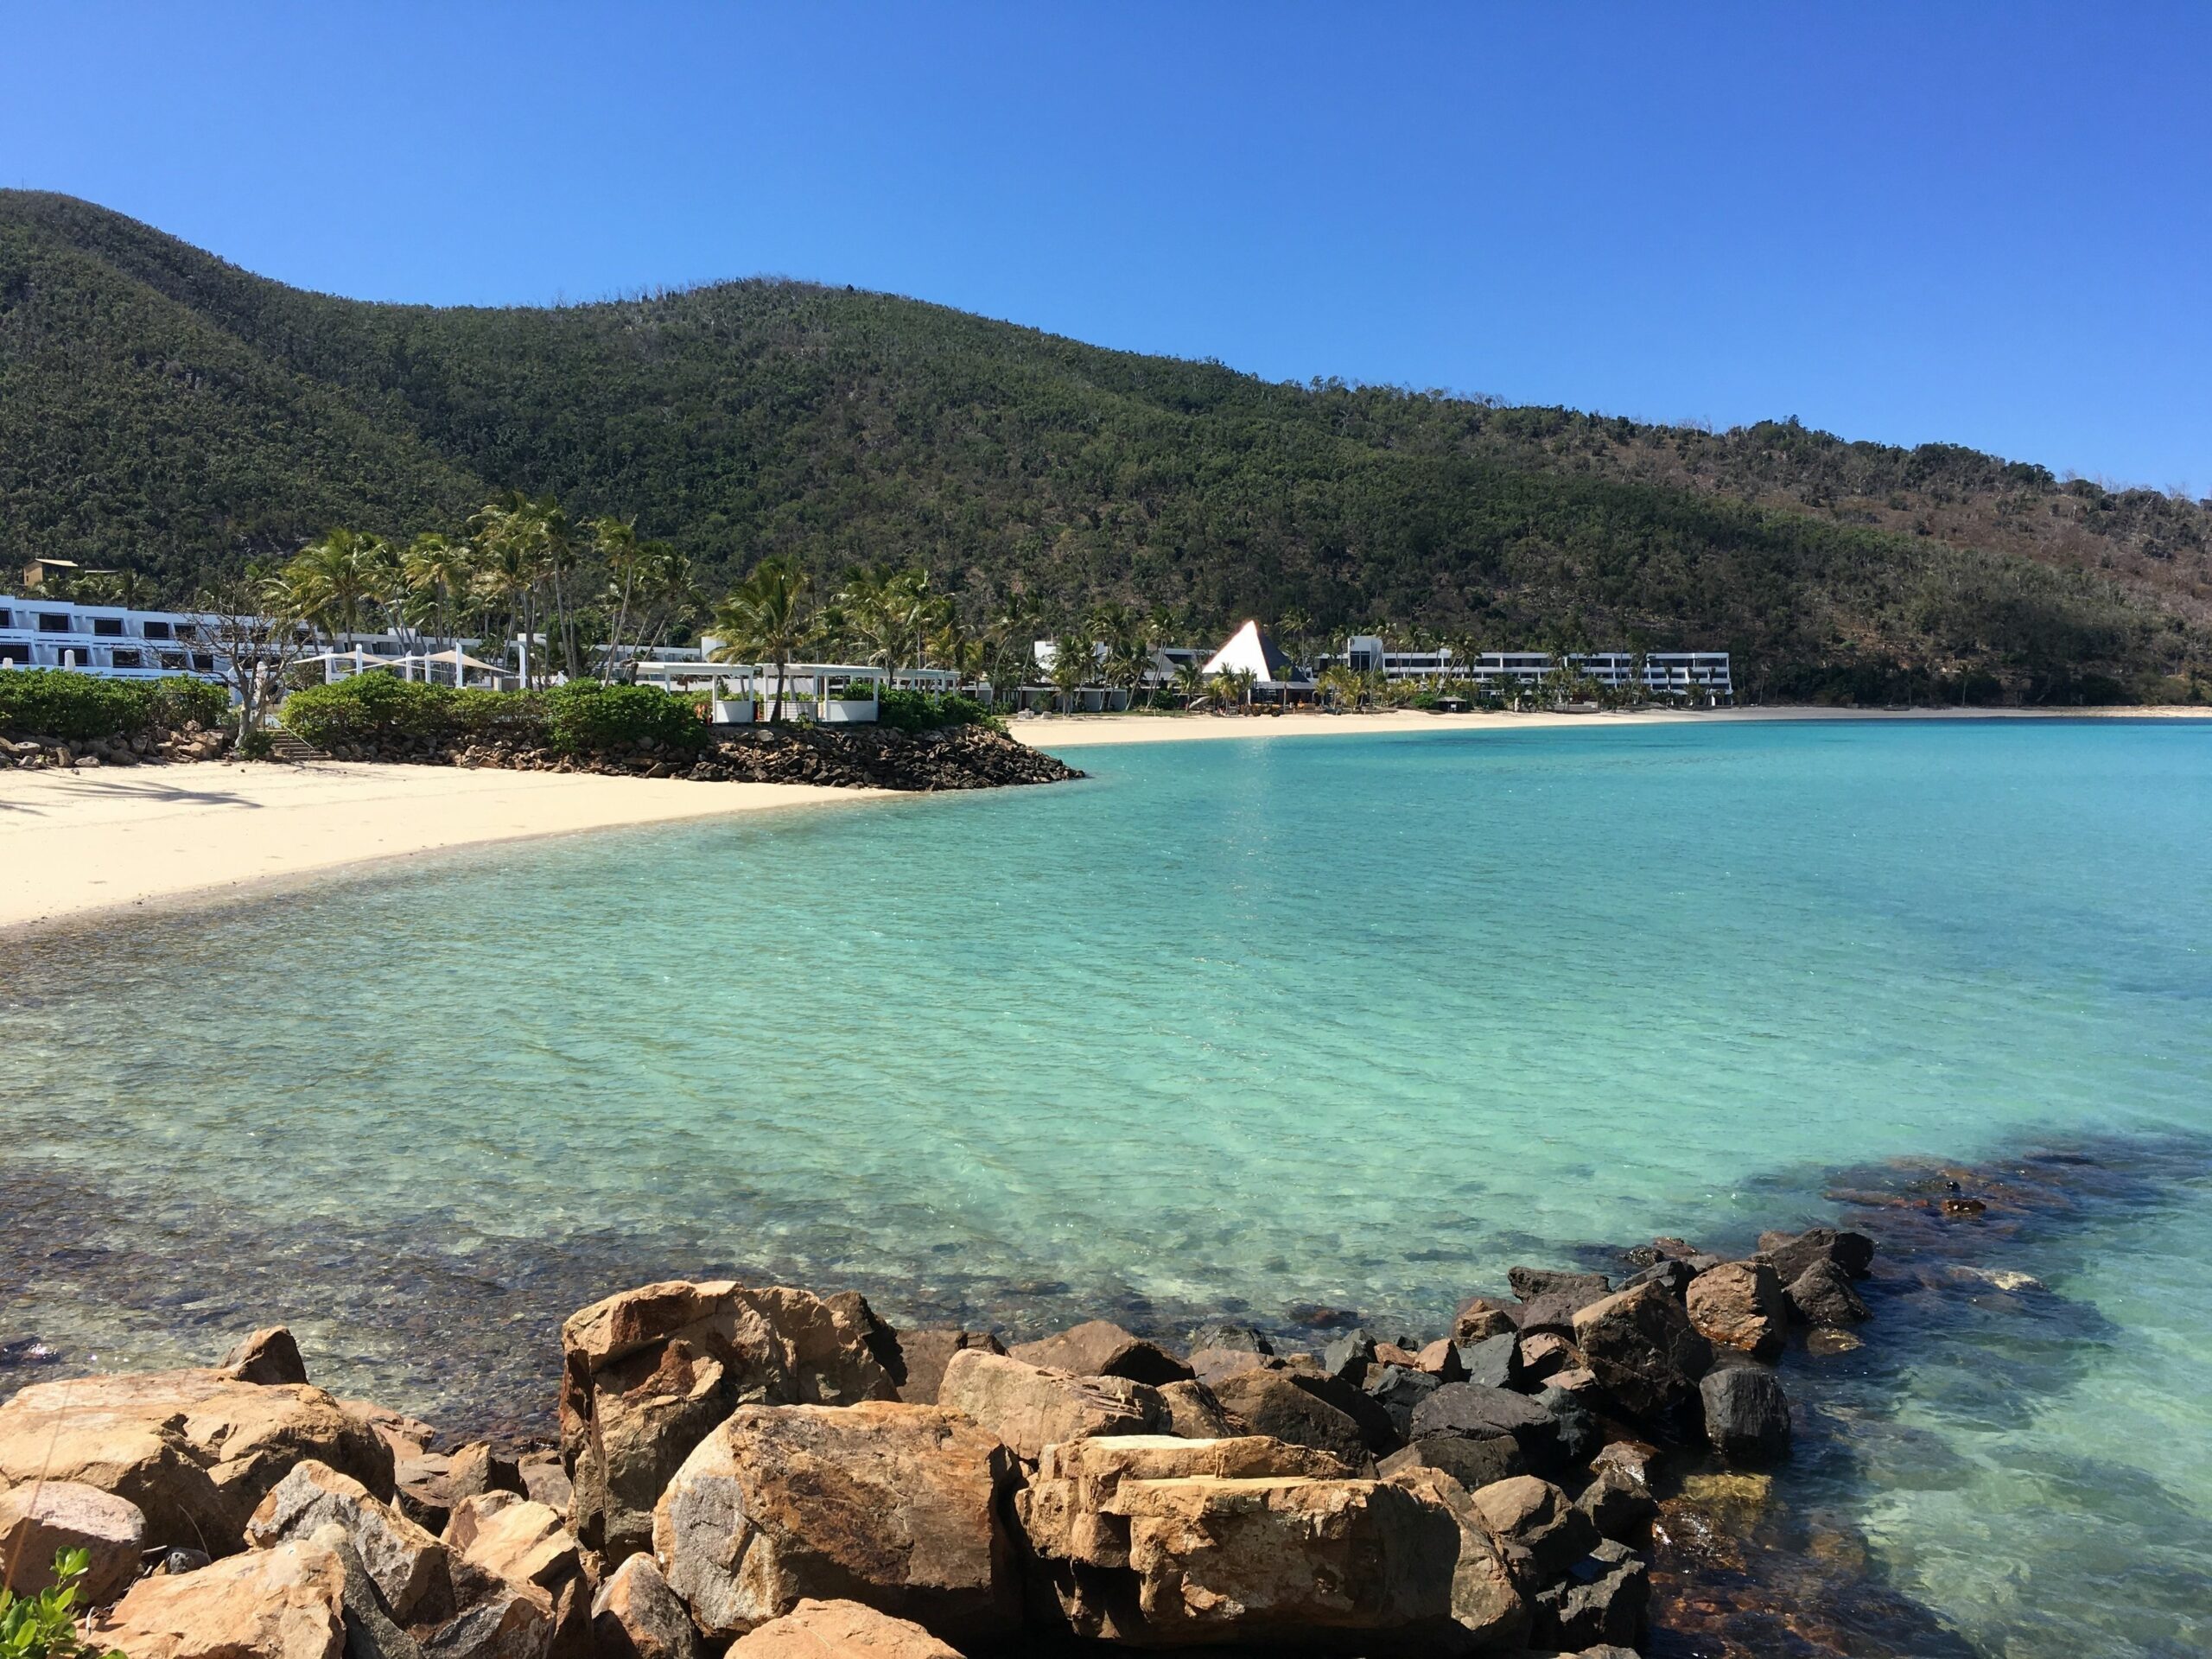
[0,761,884,936]
[1008,702,2212,747]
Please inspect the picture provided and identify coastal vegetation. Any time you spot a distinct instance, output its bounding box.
[276,675,706,758]
[5,191,2209,705]
[0,667,224,742]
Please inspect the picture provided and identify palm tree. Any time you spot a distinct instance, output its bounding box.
[402,532,473,651]
[1173,658,1207,710]
[592,516,644,681]
[282,528,385,643]
[1047,631,1095,713]
[711,557,813,722]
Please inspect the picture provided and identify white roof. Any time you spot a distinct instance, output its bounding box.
[1202,620,1293,681]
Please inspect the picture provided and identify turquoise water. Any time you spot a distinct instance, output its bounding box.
[3,719,2209,1655]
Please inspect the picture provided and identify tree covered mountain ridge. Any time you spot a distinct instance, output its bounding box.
[3,188,2207,702]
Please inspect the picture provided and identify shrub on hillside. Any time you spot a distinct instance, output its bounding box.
[0,668,226,741]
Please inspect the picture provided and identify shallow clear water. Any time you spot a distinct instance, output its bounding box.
[3,719,2209,1656]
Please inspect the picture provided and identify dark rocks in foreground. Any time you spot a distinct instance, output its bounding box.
[0,1223,1904,1659]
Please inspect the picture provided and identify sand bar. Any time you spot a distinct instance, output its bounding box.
[1011,703,2212,747]
[0,762,876,934]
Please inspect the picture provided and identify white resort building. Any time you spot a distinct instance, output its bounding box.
[0,596,227,680]
[1340,635,1732,700]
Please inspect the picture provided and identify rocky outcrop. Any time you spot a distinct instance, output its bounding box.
[890,1329,1004,1407]
[0,1367,396,1555]
[92,1534,351,1659]
[1785,1260,1872,1325]
[1571,1283,1713,1428]
[245,1460,454,1625]
[0,1480,146,1603]
[1206,1367,1368,1465]
[1757,1227,1874,1283]
[0,723,231,771]
[935,1350,1166,1462]
[1012,1433,1468,1648]
[589,1554,701,1659]
[652,1402,1017,1644]
[557,1280,900,1558]
[725,1599,964,1657]
[1699,1366,1794,1466]
[1683,1262,1785,1361]
[1007,1320,1194,1386]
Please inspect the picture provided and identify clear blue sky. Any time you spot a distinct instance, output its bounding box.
[6,3,2207,492]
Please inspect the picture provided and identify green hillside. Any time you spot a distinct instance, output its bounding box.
[3,189,2206,702]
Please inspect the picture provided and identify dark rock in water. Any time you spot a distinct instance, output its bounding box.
[221,1325,308,1386]
[1455,1331,1524,1391]
[1578,1465,1658,1541]
[1362,1364,1440,1440]
[1700,1365,1794,1466]
[1210,1368,1368,1465]
[1510,1267,1611,1302]
[1008,1319,1194,1386]
[1533,1385,1600,1464]
[1410,1383,1561,1468]
[1185,1321,1274,1356]
[1469,1475,1599,1586]
[1378,1432,1528,1491]
[894,1329,1006,1407]
[1786,1260,1872,1325]
[1758,1226,1876,1283]
[1452,1295,1519,1341]
[1517,1287,1605,1338]
[1320,1328,1377,1380]
[1534,1539,1650,1651]
[1571,1283,1713,1431]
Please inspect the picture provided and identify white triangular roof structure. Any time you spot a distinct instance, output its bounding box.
[1202,620,1294,683]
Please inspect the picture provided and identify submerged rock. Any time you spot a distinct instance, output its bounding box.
[1786,1260,1872,1325]
[1700,1365,1794,1466]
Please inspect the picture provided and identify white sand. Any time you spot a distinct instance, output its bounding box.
[0,761,877,934]
[1011,703,2212,747]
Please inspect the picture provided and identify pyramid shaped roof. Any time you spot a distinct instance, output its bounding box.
[1201,620,1293,682]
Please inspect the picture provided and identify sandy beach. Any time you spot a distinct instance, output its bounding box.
[0,762,874,934]
[1010,703,2212,747]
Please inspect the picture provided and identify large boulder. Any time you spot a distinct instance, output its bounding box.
[1007,1320,1194,1386]
[1156,1379,1236,1440]
[0,1369,396,1554]
[0,1480,146,1604]
[1508,1268,1609,1302]
[446,1493,584,1597]
[1378,1433,1528,1492]
[1699,1366,1794,1466]
[1383,1466,1534,1652]
[1409,1384,1563,1470]
[1514,1289,1604,1340]
[221,1329,310,1388]
[1207,1368,1368,1466]
[1570,1283,1713,1428]
[245,1460,454,1625]
[1786,1260,1872,1325]
[1758,1226,1874,1283]
[652,1402,1017,1644]
[1531,1539,1649,1650]
[1451,1297,1518,1343]
[1684,1262,1786,1361]
[1013,1434,1466,1647]
[936,1349,1166,1461]
[727,1599,963,1657]
[91,1534,350,1659]
[589,1554,700,1659]
[891,1329,1004,1407]
[557,1281,900,1557]
[1465,1476,1597,1587]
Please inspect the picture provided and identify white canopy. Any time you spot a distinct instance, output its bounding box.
[1201,620,1294,683]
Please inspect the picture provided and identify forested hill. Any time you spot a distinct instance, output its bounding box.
[3,188,2206,702]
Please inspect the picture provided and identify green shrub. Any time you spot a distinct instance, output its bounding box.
[0,668,227,741]
[280,674,460,747]
[875,687,998,732]
[0,1548,125,1659]
[543,682,705,754]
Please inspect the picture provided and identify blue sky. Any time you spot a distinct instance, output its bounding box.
[6,3,2207,491]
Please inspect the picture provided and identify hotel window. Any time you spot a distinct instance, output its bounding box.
[111,649,143,669]
[143,620,174,640]
[160,651,186,670]
[0,642,28,664]
[93,617,125,637]
[38,613,70,632]
[191,652,216,671]
[0,609,10,626]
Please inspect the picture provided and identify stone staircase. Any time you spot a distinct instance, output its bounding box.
[262,727,327,763]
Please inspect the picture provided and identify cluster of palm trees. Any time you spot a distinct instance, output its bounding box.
[265,496,696,686]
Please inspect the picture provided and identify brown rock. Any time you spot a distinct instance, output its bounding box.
[1466,1474,1599,1586]
[936,1349,1165,1461]
[1517,1332,1578,1382]
[1372,1341,1421,1369]
[340,1401,439,1463]
[446,1493,582,1594]
[1413,1338,1465,1380]
[1757,1226,1875,1281]
[890,1329,1004,1407]
[0,1368,396,1554]
[245,1460,453,1624]
[1377,1433,1527,1492]
[92,1535,349,1659]
[1571,1283,1713,1427]
[1207,1367,1368,1466]
[1451,1296,1518,1342]
[590,1554,700,1659]
[1185,1345,1269,1386]
[558,1281,900,1558]
[0,1480,147,1604]
[1155,1379,1236,1439]
[448,1445,527,1504]
[727,1599,962,1658]
[222,1329,309,1388]
[1007,1320,1194,1386]
[1787,1260,1872,1325]
[1578,1465,1657,1541]
[1384,1465,1535,1650]
[423,1577,554,1659]
[1685,1261,1787,1360]
[517,1451,571,1516]
[652,1402,1016,1643]
[1014,1434,1459,1645]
